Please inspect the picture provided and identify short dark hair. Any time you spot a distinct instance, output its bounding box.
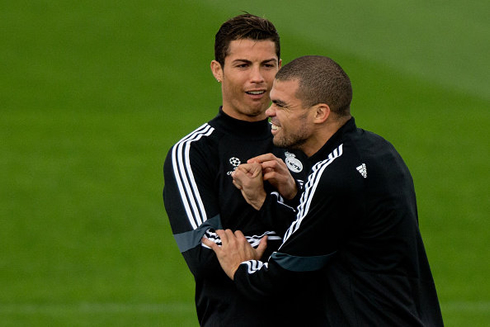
[276,56,352,116]
[214,14,280,67]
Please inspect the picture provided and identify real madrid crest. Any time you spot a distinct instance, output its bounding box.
[285,152,303,173]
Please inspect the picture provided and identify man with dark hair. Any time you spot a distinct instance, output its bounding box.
[163,14,306,326]
[204,55,444,326]
[213,14,281,68]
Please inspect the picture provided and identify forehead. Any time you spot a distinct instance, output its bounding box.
[225,39,277,61]
[270,79,300,100]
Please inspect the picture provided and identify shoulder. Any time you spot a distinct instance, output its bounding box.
[168,123,220,154]
[347,128,408,176]
[175,123,217,146]
[310,142,365,196]
[164,123,220,171]
[332,128,411,193]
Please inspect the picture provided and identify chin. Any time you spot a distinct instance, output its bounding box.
[272,138,287,149]
[247,109,267,117]
[249,102,269,112]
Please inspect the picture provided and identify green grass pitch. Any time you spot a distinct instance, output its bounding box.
[1,0,489,325]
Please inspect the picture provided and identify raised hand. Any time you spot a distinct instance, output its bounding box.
[232,163,267,210]
[248,153,298,200]
[202,229,267,280]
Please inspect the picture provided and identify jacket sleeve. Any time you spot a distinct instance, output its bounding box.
[163,134,223,280]
[234,151,362,300]
[259,149,308,236]
[257,188,302,237]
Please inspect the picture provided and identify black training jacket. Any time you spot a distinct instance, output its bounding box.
[163,108,307,326]
[234,117,444,326]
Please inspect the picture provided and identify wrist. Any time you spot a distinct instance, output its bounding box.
[283,181,298,200]
[249,190,267,210]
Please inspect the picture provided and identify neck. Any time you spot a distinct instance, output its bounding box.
[303,115,351,157]
[221,106,268,122]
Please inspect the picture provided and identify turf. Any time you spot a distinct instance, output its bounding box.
[1,0,489,326]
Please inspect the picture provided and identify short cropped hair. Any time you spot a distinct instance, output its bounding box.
[214,14,280,67]
[275,56,352,116]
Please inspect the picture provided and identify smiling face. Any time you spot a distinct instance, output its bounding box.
[211,39,280,122]
[267,79,318,155]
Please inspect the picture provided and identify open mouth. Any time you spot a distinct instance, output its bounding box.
[246,90,266,95]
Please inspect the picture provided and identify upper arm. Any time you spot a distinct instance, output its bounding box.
[163,127,220,234]
[163,127,224,277]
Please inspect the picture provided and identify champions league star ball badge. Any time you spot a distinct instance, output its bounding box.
[229,157,241,167]
[285,152,303,173]
[227,157,242,175]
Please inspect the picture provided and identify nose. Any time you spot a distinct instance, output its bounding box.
[250,66,265,83]
[265,104,275,117]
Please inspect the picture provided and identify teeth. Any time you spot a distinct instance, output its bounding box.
[247,91,265,95]
[271,124,279,131]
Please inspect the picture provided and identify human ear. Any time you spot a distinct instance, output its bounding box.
[314,104,330,123]
[211,60,223,82]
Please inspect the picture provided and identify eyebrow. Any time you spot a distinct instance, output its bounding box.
[262,58,278,64]
[272,99,287,107]
[232,58,278,64]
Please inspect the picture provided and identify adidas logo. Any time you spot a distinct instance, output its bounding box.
[356,163,367,178]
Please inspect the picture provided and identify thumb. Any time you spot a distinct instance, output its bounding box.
[256,235,268,259]
[202,237,219,252]
[232,178,243,190]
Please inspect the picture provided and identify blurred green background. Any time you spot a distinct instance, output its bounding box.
[1,0,489,326]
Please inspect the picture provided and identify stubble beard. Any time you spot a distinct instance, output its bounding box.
[273,127,308,150]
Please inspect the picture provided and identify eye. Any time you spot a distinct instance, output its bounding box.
[272,101,285,109]
[234,62,250,68]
